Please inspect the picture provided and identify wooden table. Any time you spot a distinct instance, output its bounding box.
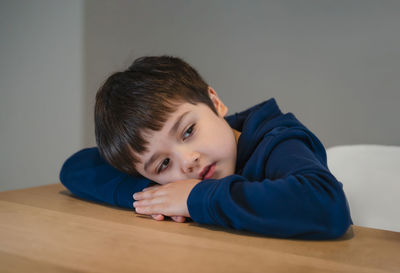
[0,184,399,273]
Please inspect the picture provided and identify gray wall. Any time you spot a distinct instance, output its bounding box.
[0,0,84,191]
[1,0,399,191]
[84,0,400,149]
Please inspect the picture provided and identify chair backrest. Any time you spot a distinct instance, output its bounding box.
[326,145,400,232]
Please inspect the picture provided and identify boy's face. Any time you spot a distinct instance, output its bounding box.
[133,87,238,185]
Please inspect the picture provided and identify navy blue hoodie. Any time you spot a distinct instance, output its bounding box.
[60,98,352,239]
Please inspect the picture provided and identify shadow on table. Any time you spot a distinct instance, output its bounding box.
[185,221,354,242]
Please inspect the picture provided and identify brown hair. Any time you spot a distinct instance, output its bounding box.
[94,56,217,175]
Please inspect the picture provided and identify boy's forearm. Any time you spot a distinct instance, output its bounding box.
[60,147,151,208]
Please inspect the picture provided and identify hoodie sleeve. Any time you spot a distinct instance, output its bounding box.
[187,129,353,240]
[59,147,152,208]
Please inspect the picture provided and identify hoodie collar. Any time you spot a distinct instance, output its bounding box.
[225,98,283,173]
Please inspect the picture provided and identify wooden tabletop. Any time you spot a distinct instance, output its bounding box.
[0,184,399,273]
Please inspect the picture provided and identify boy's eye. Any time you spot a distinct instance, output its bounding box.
[183,124,195,140]
[157,158,170,174]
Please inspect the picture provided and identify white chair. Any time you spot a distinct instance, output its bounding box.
[326,144,400,232]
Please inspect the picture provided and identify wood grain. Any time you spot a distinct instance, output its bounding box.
[0,184,399,273]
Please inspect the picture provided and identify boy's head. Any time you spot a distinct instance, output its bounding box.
[95,56,238,184]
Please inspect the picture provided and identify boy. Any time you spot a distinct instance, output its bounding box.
[60,56,353,239]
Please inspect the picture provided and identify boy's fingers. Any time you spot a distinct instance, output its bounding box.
[143,185,161,192]
[133,189,162,200]
[135,204,168,216]
[149,214,184,222]
[171,216,186,223]
[151,215,185,223]
[152,214,165,221]
[134,195,167,207]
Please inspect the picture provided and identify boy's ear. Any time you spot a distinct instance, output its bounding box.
[208,87,228,117]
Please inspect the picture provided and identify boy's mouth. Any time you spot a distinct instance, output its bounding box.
[200,163,216,180]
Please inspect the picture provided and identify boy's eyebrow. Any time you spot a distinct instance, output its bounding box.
[144,111,190,173]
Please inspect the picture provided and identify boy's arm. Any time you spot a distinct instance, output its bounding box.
[59,147,152,208]
[187,129,353,240]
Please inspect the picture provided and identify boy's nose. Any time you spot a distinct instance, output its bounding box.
[181,151,200,174]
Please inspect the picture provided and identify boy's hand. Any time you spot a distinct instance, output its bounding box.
[133,179,202,218]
